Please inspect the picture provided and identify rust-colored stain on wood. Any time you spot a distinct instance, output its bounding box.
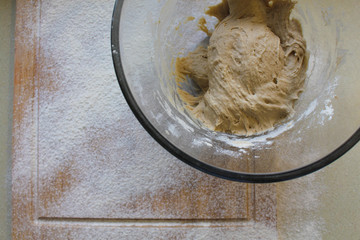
[38,160,78,211]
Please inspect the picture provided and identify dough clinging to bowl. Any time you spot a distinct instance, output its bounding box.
[176,0,307,135]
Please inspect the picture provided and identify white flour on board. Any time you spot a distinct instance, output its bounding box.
[11,0,328,239]
[36,0,272,228]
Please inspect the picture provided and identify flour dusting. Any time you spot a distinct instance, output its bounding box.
[11,0,330,239]
[29,2,278,237]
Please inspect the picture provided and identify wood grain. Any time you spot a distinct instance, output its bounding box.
[12,0,277,239]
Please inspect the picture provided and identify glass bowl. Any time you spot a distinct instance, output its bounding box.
[111,0,360,183]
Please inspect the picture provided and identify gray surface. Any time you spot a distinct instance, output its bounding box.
[0,0,15,238]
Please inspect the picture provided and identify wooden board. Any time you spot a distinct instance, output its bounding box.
[12,0,277,239]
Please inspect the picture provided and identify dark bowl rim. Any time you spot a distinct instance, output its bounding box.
[110,0,360,183]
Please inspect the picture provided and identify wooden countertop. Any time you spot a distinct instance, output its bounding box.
[12,0,277,238]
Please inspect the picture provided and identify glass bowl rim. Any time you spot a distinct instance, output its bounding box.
[111,0,360,183]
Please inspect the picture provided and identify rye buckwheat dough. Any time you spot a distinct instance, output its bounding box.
[176,0,307,135]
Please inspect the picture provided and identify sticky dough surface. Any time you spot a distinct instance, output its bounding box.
[176,0,307,135]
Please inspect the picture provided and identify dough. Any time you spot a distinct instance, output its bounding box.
[175,0,307,135]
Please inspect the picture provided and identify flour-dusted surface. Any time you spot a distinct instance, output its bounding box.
[277,173,325,240]
[13,0,279,238]
[36,0,253,220]
[11,0,329,239]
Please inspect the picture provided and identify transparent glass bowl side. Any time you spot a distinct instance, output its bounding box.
[112,0,360,183]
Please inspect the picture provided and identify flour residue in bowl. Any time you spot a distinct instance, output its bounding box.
[175,0,308,136]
